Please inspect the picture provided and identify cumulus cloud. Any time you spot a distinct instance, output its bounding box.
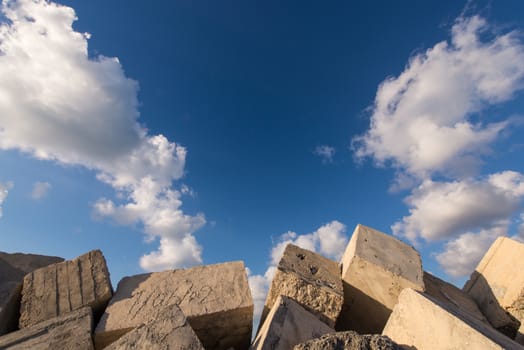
[0,0,205,270]
[248,221,347,327]
[353,16,524,179]
[31,181,51,200]
[313,145,336,164]
[0,182,12,218]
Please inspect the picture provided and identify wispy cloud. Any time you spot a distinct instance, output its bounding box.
[0,182,12,219]
[31,181,51,200]
[313,145,336,164]
[0,0,205,270]
[353,15,524,277]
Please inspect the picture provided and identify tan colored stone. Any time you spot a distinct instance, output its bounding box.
[95,261,253,350]
[382,288,523,350]
[0,251,63,335]
[105,304,204,350]
[463,237,524,340]
[293,331,400,350]
[260,244,343,330]
[0,306,94,350]
[251,295,334,350]
[337,224,424,334]
[424,271,489,325]
[19,250,112,329]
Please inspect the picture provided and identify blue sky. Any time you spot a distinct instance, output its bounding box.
[1,0,524,320]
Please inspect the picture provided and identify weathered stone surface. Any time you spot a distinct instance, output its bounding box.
[260,244,343,329]
[337,224,424,334]
[424,271,489,325]
[293,331,400,350]
[0,306,94,349]
[19,250,112,329]
[105,304,204,350]
[463,237,524,341]
[0,251,63,335]
[251,295,334,350]
[383,288,524,350]
[95,261,253,350]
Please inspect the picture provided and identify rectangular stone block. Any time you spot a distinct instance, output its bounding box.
[251,295,334,350]
[0,251,64,335]
[19,250,112,329]
[105,304,204,350]
[259,244,343,330]
[95,261,253,350]
[0,306,94,350]
[337,224,424,334]
[383,288,523,350]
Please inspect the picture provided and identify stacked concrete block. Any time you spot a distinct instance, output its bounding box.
[19,250,112,329]
[382,288,524,350]
[95,261,253,350]
[105,304,204,350]
[251,295,334,350]
[463,237,524,341]
[0,252,64,335]
[293,331,400,350]
[260,244,343,329]
[0,306,94,350]
[337,224,424,333]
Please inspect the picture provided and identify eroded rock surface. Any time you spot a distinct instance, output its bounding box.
[260,244,343,329]
[293,331,400,350]
[19,250,112,329]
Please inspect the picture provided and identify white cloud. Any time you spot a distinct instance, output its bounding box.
[31,181,51,200]
[248,220,347,328]
[353,16,524,179]
[0,0,205,270]
[392,171,524,243]
[0,182,13,218]
[313,145,336,164]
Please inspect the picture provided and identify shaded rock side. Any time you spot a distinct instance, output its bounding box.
[0,306,94,350]
[95,261,253,350]
[382,288,524,350]
[105,304,204,350]
[19,250,112,329]
[463,237,524,341]
[259,244,343,330]
[251,295,334,350]
[0,251,64,335]
[293,331,400,350]
[337,224,424,334]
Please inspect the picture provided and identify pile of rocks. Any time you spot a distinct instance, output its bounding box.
[1,224,524,349]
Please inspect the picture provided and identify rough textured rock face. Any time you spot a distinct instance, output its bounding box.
[104,304,204,350]
[337,224,424,334]
[423,271,489,325]
[383,288,524,350]
[95,261,253,350]
[0,306,94,350]
[0,251,64,335]
[463,237,524,341]
[19,250,112,329]
[260,244,343,329]
[293,331,400,350]
[251,295,334,350]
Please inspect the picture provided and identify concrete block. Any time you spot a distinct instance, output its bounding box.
[0,251,63,335]
[293,330,400,350]
[337,224,424,334]
[19,250,112,329]
[382,288,524,350]
[0,306,94,350]
[251,295,334,350]
[260,244,343,329]
[95,261,253,350]
[424,271,489,325]
[463,237,524,340]
[104,304,204,350]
